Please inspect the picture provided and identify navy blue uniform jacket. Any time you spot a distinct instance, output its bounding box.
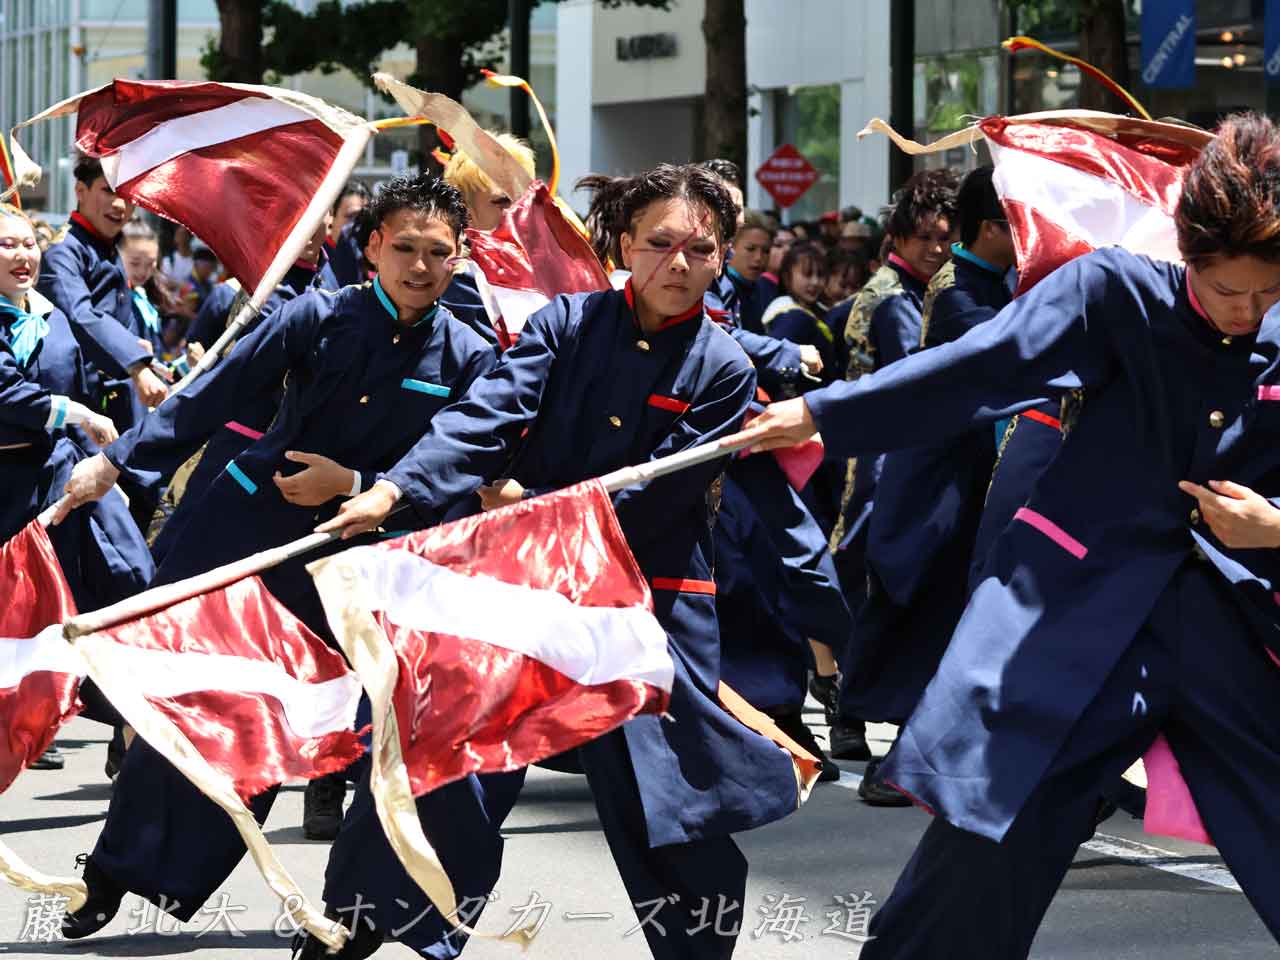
[843,255,1007,722]
[809,247,1280,841]
[105,284,496,624]
[383,285,802,846]
[0,291,153,608]
[38,217,149,393]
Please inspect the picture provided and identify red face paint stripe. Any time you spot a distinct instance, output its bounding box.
[1021,408,1062,431]
[652,578,716,595]
[647,394,691,414]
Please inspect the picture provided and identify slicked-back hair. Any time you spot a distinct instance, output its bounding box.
[882,169,959,242]
[367,173,469,241]
[120,218,158,245]
[956,165,1004,247]
[702,158,742,188]
[1176,113,1280,267]
[73,154,105,187]
[576,163,738,267]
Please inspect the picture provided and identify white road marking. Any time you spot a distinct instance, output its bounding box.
[1083,833,1240,892]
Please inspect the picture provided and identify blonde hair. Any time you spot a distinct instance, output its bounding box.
[443,132,535,199]
[0,202,30,226]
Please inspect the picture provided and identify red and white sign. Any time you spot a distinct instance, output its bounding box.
[755,143,819,209]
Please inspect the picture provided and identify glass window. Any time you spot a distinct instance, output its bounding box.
[775,83,840,223]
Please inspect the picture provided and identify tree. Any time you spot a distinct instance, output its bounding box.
[205,0,265,84]
[204,1,671,170]
[1005,0,1134,114]
[701,0,746,168]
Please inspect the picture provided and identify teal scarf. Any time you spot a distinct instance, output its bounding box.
[0,294,50,368]
[132,287,162,335]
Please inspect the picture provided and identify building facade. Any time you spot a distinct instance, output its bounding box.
[0,0,555,215]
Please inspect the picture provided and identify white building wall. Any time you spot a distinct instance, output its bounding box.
[745,0,891,215]
[556,0,893,218]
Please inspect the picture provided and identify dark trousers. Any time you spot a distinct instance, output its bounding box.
[862,563,1280,958]
[326,729,748,960]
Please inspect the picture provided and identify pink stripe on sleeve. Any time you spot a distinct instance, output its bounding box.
[1258,385,1280,401]
[223,420,265,441]
[1014,507,1088,559]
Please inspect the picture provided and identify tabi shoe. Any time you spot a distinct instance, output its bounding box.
[772,709,841,783]
[829,718,873,761]
[61,856,125,939]
[857,758,913,807]
[30,744,65,770]
[302,771,347,841]
[807,672,841,728]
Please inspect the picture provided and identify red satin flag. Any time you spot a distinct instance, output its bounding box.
[0,522,81,791]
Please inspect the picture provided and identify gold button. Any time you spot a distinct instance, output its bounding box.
[359,395,369,404]
[393,334,401,345]
[636,339,651,352]
[1190,507,1201,525]
[608,415,622,429]
[1209,410,1225,428]
[1221,336,1233,346]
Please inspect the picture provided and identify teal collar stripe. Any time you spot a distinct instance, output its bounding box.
[373,276,439,328]
[401,378,450,397]
[225,460,258,495]
[951,242,1003,275]
[726,265,745,283]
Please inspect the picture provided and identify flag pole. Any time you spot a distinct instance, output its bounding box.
[61,426,776,638]
[164,126,375,398]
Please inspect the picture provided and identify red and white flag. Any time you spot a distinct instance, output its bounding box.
[312,479,672,796]
[978,114,1211,293]
[8,79,372,295]
[308,479,671,937]
[82,574,364,801]
[462,181,610,348]
[0,521,81,792]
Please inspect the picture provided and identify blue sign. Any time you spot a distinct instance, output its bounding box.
[1141,0,1196,89]
[1267,0,1280,85]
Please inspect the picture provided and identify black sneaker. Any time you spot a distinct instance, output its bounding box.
[62,856,125,939]
[857,758,912,808]
[292,915,383,959]
[772,710,841,783]
[829,719,873,761]
[30,744,65,770]
[807,673,841,728]
[302,772,347,841]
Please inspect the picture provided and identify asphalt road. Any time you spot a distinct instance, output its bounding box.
[0,711,1274,958]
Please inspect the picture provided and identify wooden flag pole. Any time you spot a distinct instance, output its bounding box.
[60,425,776,638]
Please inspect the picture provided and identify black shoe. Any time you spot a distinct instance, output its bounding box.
[105,729,124,781]
[62,857,125,939]
[292,916,383,959]
[30,744,65,770]
[857,758,912,807]
[772,710,841,783]
[808,673,841,727]
[302,772,347,841]
[829,719,873,761]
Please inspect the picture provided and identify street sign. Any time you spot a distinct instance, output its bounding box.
[755,143,819,209]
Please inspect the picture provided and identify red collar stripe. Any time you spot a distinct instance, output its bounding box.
[651,577,716,595]
[625,278,704,330]
[888,252,931,286]
[647,394,691,414]
[1021,408,1062,432]
[1186,274,1210,321]
[70,211,112,244]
